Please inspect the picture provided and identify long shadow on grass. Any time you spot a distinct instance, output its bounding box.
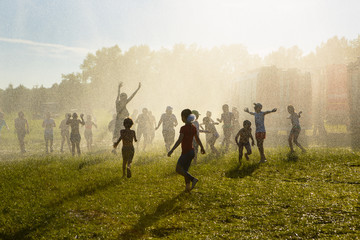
[0,175,124,240]
[225,162,260,179]
[118,193,185,239]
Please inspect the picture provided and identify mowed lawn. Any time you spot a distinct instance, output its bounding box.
[0,148,359,239]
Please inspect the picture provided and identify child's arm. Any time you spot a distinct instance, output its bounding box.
[80,114,85,125]
[133,131,137,142]
[116,82,123,102]
[93,121,98,128]
[126,82,141,104]
[174,116,178,127]
[168,133,184,157]
[113,136,122,148]
[235,130,241,145]
[298,111,302,118]
[216,114,223,123]
[155,117,163,130]
[244,108,255,115]
[194,133,206,154]
[264,108,277,115]
[250,133,255,146]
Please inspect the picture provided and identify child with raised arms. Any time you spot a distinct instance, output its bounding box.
[66,113,85,156]
[168,109,205,192]
[235,120,255,164]
[113,118,137,178]
[244,103,276,163]
[287,105,306,153]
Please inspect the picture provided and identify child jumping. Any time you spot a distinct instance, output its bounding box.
[235,120,255,164]
[168,109,205,192]
[66,113,85,156]
[244,103,277,163]
[113,118,137,178]
[287,105,306,153]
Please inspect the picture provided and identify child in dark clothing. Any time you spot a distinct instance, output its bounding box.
[113,118,137,178]
[168,109,205,192]
[66,113,85,156]
[235,120,255,163]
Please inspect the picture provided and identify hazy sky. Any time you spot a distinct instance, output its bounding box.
[0,0,359,89]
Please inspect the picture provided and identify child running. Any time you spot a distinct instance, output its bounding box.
[235,120,255,164]
[217,104,234,152]
[168,109,205,192]
[202,116,219,155]
[287,105,306,153]
[59,113,71,153]
[66,113,85,156]
[84,115,97,152]
[42,112,56,153]
[244,103,277,163]
[14,111,29,153]
[113,118,137,178]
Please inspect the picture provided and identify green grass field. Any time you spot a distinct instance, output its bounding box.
[0,145,359,239]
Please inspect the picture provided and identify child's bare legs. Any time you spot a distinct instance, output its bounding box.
[45,138,49,153]
[256,139,266,162]
[122,159,127,177]
[238,144,244,163]
[71,142,76,156]
[50,138,53,152]
[76,142,81,155]
[292,131,306,153]
[222,130,231,152]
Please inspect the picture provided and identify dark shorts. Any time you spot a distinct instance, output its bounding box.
[255,132,266,140]
[290,126,301,136]
[70,133,81,143]
[177,149,195,172]
[239,142,252,154]
[122,145,135,164]
[44,132,53,141]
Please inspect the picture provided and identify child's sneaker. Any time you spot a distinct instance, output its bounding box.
[191,178,198,190]
[127,168,131,178]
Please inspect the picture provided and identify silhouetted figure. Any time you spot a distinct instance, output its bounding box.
[217,104,234,152]
[42,112,56,153]
[59,114,71,153]
[0,112,9,142]
[168,109,205,193]
[156,106,178,152]
[14,111,29,153]
[202,116,219,155]
[108,114,117,133]
[191,110,206,164]
[287,105,306,153]
[136,108,151,151]
[201,111,218,150]
[244,103,277,163]
[113,82,141,142]
[148,111,156,144]
[232,107,241,148]
[235,120,255,164]
[67,113,85,156]
[113,118,137,178]
[84,115,97,152]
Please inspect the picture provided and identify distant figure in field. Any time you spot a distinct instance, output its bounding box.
[67,113,85,156]
[156,106,178,152]
[59,113,71,153]
[191,110,206,164]
[113,82,141,143]
[42,112,56,153]
[14,111,29,153]
[235,120,255,164]
[148,111,156,144]
[84,115,97,152]
[201,111,218,150]
[168,109,205,193]
[244,103,277,163]
[113,118,137,178]
[131,109,139,130]
[108,114,117,134]
[0,112,9,141]
[217,104,234,152]
[287,105,306,153]
[136,108,151,151]
[202,116,219,155]
[232,107,241,147]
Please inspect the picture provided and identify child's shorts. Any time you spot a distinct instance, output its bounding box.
[255,132,266,140]
[122,146,135,164]
[290,126,301,135]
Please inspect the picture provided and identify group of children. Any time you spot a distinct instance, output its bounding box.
[112,102,306,193]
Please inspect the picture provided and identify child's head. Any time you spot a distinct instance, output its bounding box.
[142,108,148,114]
[46,112,51,119]
[192,110,200,120]
[18,111,24,118]
[181,109,192,123]
[166,106,173,114]
[87,115,92,121]
[120,93,128,101]
[72,113,78,119]
[222,104,229,113]
[243,120,251,129]
[123,117,134,129]
[287,105,295,114]
[253,103,262,113]
[206,111,211,117]
[65,113,70,118]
